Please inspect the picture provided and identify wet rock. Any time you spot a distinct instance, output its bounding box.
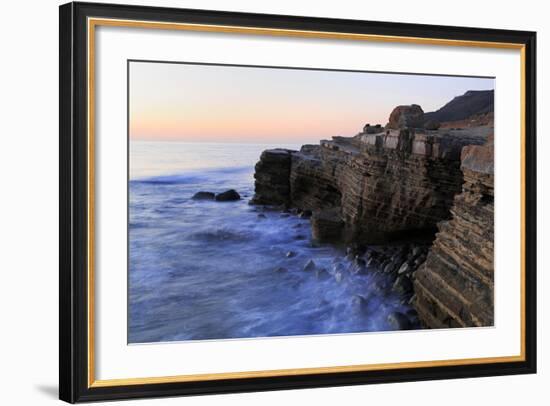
[192,191,215,200]
[286,251,297,258]
[387,312,411,330]
[294,234,306,240]
[348,257,367,275]
[366,257,379,268]
[257,213,267,219]
[334,270,346,283]
[351,295,369,313]
[215,189,241,201]
[280,213,290,218]
[383,261,398,274]
[299,209,312,219]
[311,207,344,242]
[315,268,331,280]
[397,262,412,275]
[303,259,316,272]
[392,275,413,295]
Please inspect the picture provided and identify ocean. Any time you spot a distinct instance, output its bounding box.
[128,141,412,343]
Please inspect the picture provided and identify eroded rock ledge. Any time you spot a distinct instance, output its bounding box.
[251,103,494,329]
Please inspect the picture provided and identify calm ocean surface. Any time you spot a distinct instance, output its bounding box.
[129,141,411,343]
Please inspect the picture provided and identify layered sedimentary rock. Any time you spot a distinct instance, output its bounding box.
[250,149,292,206]
[253,125,488,245]
[414,135,494,328]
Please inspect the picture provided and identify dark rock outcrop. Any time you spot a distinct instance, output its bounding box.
[192,191,215,200]
[250,149,292,206]
[424,90,494,123]
[215,189,241,201]
[414,135,494,328]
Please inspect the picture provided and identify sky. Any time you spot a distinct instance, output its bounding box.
[129,61,494,144]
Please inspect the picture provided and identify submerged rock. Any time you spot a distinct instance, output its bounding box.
[215,189,241,201]
[334,269,346,283]
[315,268,331,280]
[351,295,369,313]
[192,191,215,200]
[387,312,411,330]
[274,267,288,273]
[303,259,316,272]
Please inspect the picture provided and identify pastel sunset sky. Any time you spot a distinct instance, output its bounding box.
[129,61,494,144]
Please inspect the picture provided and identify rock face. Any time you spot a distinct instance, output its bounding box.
[250,149,292,206]
[311,207,344,243]
[253,126,488,245]
[414,135,494,328]
[387,104,425,129]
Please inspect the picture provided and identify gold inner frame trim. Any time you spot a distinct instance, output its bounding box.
[87,17,527,388]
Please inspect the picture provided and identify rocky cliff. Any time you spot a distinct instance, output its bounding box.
[414,135,494,328]
[252,127,489,245]
[251,103,494,329]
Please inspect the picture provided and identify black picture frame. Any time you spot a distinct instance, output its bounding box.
[59,1,537,403]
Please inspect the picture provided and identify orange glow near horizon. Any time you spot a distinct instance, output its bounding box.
[129,62,494,144]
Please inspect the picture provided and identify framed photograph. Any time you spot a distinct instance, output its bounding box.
[59,1,537,403]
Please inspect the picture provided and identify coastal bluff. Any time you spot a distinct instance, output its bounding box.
[251,103,494,329]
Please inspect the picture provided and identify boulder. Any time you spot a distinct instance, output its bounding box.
[192,191,215,200]
[387,312,411,330]
[315,268,331,280]
[387,104,425,129]
[215,189,241,201]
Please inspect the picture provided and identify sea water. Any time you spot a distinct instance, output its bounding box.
[129,141,411,343]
